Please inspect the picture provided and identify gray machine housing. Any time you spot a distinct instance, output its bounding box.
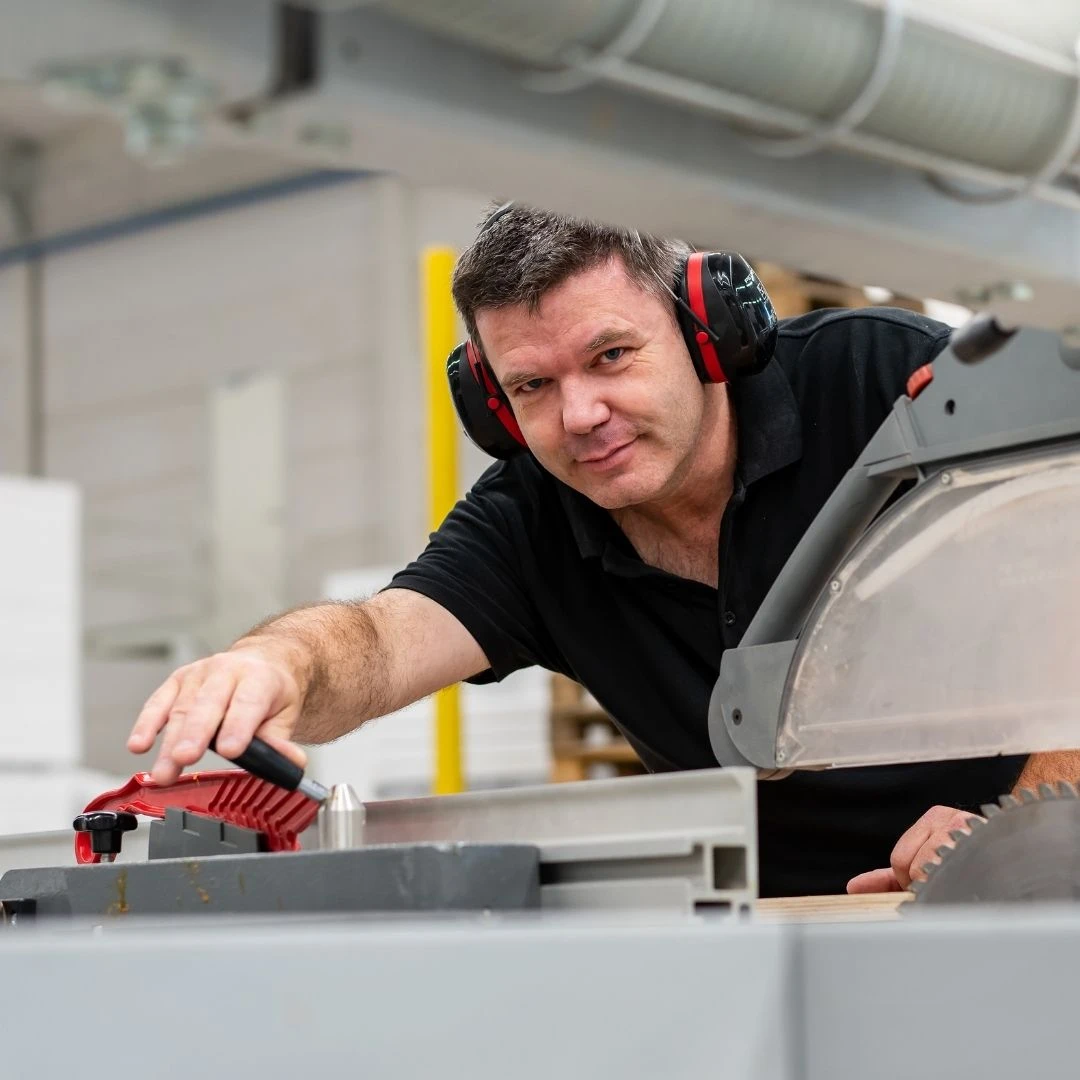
[710,321,1080,772]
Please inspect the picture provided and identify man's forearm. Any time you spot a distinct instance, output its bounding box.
[234,600,393,744]
[1011,750,1080,794]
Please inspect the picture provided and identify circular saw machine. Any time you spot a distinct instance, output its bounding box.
[710,317,1080,903]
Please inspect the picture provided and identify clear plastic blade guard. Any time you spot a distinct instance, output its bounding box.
[777,444,1080,769]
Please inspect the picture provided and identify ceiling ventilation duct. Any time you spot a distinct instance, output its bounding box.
[375,0,1080,208]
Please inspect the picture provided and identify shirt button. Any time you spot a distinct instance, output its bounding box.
[723,610,737,627]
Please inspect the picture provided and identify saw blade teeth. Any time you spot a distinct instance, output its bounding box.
[909,879,923,895]
[912,785,1080,905]
[981,802,1002,817]
[967,816,986,829]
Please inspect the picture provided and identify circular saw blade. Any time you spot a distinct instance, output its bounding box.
[911,782,1080,905]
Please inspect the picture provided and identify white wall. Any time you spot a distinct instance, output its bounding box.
[43,178,383,628]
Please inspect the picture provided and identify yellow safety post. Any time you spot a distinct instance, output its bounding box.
[422,246,465,794]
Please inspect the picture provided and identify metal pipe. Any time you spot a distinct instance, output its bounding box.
[745,0,907,159]
[422,246,465,795]
[385,0,1080,209]
[595,58,1080,214]
[926,30,1080,203]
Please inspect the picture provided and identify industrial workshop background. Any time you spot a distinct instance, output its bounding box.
[7,4,1080,1079]
[0,0,1073,829]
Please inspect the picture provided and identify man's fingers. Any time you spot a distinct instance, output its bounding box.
[890,823,933,888]
[150,671,207,785]
[150,709,190,786]
[128,673,183,753]
[902,813,977,883]
[168,669,238,765]
[847,868,903,894]
[218,678,287,757]
[908,825,975,882]
[890,805,966,887]
[852,808,979,894]
[907,837,947,882]
[132,650,306,786]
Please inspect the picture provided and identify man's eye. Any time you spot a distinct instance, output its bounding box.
[518,378,546,394]
[601,347,624,363]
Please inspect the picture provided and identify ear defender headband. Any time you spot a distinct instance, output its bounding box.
[445,212,779,459]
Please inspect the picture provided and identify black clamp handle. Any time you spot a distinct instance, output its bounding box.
[73,810,138,857]
[209,733,328,803]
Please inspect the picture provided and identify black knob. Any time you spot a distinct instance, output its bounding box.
[73,811,138,857]
[950,313,1016,364]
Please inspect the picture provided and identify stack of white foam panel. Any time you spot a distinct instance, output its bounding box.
[306,566,552,800]
[0,478,123,843]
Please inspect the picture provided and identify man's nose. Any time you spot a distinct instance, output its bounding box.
[561,380,610,435]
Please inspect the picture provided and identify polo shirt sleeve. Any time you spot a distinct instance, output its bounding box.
[382,464,561,683]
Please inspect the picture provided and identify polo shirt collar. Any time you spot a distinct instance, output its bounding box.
[555,357,803,560]
[728,354,803,486]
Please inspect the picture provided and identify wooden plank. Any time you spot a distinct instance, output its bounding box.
[754,892,911,923]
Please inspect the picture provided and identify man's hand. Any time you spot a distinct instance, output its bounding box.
[846,805,979,894]
[127,645,308,787]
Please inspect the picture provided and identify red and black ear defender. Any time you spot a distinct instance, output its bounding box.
[445,249,779,460]
[446,339,529,460]
[673,252,778,385]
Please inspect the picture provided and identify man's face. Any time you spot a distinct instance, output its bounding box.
[475,254,708,507]
[476,257,709,510]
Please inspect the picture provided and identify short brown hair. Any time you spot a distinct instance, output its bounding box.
[451,202,691,348]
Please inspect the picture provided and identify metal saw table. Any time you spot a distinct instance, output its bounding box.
[0,764,1071,1080]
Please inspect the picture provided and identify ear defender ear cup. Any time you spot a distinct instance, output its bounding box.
[446,340,528,459]
[674,252,778,383]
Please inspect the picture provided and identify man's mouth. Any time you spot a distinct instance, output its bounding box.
[576,438,637,469]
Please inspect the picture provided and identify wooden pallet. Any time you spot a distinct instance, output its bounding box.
[549,673,647,783]
[754,261,925,320]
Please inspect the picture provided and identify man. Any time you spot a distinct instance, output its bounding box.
[128,204,1080,897]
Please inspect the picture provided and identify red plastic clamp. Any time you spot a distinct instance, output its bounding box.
[75,771,321,864]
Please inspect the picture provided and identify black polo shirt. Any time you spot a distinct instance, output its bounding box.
[388,307,1026,897]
